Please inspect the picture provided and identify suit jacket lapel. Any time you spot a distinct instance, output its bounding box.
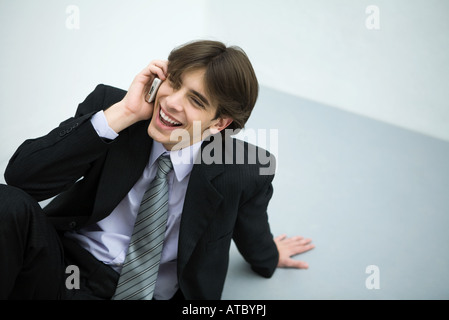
[177,150,224,278]
[87,120,153,225]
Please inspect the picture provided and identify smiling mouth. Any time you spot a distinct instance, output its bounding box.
[159,107,182,127]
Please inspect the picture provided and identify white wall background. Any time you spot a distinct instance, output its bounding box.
[204,0,449,142]
[1,0,448,175]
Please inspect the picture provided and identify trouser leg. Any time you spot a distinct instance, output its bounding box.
[0,184,65,299]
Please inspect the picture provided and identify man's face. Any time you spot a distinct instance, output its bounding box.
[147,68,231,150]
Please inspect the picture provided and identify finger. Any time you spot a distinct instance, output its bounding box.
[290,260,309,269]
[280,237,307,248]
[148,66,166,80]
[288,243,315,256]
[282,258,309,269]
[148,60,168,80]
[154,60,168,75]
[139,61,164,82]
[295,238,313,247]
[284,236,305,244]
[284,236,312,245]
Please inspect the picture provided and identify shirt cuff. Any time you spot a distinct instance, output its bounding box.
[90,110,119,140]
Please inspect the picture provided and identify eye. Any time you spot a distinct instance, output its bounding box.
[190,96,204,108]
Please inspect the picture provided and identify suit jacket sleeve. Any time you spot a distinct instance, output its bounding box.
[232,157,279,278]
[4,84,126,201]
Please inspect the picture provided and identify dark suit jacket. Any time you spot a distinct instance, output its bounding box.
[5,84,279,300]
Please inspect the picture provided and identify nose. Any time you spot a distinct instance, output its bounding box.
[164,88,184,113]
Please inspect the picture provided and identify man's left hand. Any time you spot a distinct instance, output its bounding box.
[274,234,315,269]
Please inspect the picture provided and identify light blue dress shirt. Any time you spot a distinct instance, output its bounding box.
[65,110,202,299]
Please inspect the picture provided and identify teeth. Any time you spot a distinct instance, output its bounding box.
[160,108,181,125]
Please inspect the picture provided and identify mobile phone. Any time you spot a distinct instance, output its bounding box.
[146,78,162,103]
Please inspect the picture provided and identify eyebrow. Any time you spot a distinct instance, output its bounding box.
[189,89,211,107]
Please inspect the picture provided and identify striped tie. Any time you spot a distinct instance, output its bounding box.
[112,155,173,300]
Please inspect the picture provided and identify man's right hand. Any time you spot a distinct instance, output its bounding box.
[104,60,168,133]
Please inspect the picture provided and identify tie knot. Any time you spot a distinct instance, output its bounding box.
[156,155,173,179]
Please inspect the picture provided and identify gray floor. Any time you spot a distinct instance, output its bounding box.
[1,86,449,300]
[222,86,449,300]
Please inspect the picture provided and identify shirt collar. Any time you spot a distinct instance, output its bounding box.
[149,140,202,182]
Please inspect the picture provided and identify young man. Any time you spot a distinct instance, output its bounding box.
[1,40,314,300]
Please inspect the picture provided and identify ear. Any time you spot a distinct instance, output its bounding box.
[209,117,233,135]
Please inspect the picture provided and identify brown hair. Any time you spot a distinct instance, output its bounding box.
[167,40,259,131]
